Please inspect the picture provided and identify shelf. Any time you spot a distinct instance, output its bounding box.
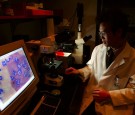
[0,10,54,20]
[0,15,52,20]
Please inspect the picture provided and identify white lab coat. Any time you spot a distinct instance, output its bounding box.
[78,42,135,115]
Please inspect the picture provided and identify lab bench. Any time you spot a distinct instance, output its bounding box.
[20,74,83,115]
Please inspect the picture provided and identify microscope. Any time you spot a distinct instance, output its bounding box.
[37,42,64,89]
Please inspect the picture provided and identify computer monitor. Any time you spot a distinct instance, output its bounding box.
[0,40,39,115]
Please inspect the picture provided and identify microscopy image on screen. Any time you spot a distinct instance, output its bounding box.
[0,48,34,105]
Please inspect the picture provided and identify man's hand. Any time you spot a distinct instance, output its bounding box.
[92,89,111,104]
[65,67,79,75]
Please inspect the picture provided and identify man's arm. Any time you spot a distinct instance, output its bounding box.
[78,66,91,82]
[109,75,135,106]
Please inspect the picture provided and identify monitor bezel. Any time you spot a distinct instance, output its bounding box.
[0,40,39,115]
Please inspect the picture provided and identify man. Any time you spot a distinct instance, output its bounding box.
[65,9,135,115]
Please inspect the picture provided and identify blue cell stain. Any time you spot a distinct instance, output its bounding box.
[22,60,28,69]
[5,58,10,62]
[27,66,30,71]
[17,64,21,68]
[12,70,17,76]
[22,63,27,69]
[10,76,15,81]
[24,71,30,78]
[2,61,7,66]
[14,57,19,63]
[16,79,20,86]
[0,89,4,94]
[0,76,3,80]
[18,69,22,76]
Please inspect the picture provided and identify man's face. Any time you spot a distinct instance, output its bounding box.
[99,22,120,47]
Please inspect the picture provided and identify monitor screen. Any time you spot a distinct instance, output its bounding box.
[0,40,39,115]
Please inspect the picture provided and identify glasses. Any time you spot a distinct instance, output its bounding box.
[98,31,111,37]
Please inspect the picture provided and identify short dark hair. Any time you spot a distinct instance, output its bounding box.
[96,9,129,37]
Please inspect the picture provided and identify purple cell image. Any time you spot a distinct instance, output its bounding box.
[0,89,4,94]
[18,69,22,76]
[4,52,33,91]
[14,57,19,64]
[2,61,7,66]
[0,76,3,80]
[10,76,15,81]
[0,48,35,105]
[0,88,4,102]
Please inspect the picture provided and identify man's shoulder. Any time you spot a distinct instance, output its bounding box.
[96,43,105,48]
[94,43,106,51]
[91,44,106,56]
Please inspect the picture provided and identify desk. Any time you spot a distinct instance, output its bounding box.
[19,74,83,115]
